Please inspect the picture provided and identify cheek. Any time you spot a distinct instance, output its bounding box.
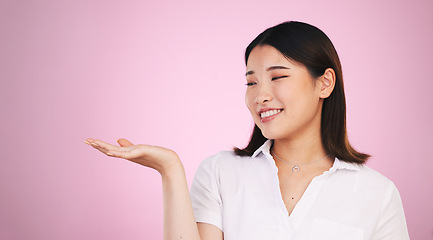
[277,80,315,104]
[274,85,294,105]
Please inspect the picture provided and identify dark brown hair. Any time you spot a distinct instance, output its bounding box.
[234,21,370,164]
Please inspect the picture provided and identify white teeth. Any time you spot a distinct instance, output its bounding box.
[260,109,281,118]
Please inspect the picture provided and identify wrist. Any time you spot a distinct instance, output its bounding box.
[159,156,185,179]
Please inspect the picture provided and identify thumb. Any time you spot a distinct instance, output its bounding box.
[117,138,134,147]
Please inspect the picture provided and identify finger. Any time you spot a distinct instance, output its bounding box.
[84,138,103,148]
[85,138,124,158]
[117,138,133,147]
[84,138,95,145]
[107,145,148,160]
[88,142,111,155]
[84,138,103,149]
[106,149,132,159]
[91,139,122,151]
[91,144,135,159]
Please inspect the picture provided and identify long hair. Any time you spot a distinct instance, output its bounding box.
[234,21,370,164]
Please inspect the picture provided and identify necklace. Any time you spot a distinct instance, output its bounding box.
[271,150,329,173]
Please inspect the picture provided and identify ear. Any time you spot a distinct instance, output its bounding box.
[318,68,336,99]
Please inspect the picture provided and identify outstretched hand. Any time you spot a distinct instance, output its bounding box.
[84,138,181,175]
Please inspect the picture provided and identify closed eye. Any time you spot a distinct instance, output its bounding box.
[272,75,288,81]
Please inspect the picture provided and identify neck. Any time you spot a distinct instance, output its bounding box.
[271,134,328,166]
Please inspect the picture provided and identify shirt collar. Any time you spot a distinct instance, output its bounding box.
[252,140,273,158]
[251,139,361,172]
[329,158,360,172]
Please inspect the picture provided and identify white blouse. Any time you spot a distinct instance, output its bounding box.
[190,140,409,240]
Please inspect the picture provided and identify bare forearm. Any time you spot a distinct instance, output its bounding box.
[161,162,200,240]
[84,139,202,239]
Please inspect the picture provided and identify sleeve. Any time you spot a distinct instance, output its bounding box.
[190,154,223,231]
[372,182,410,240]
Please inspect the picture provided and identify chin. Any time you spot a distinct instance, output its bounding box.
[260,126,295,141]
[259,128,279,140]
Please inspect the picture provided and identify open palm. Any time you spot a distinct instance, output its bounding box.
[84,138,180,174]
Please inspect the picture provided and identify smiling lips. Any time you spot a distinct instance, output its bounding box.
[259,109,283,122]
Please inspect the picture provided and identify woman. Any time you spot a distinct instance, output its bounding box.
[85,21,409,240]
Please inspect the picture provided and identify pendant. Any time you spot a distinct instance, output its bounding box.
[292,165,300,172]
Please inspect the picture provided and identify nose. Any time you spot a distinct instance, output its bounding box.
[254,84,273,104]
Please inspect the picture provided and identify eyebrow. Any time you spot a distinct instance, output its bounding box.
[245,65,290,76]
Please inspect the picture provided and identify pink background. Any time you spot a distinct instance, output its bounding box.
[1,0,432,239]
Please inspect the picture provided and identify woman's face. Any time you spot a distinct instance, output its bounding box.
[245,45,324,141]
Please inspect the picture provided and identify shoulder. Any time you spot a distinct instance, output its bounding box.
[333,159,394,186]
[346,164,401,203]
[356,166,409,238]
[331,160,398,196]
[191,151,253,196]
[356,164,394,187]
[331,162,404,212]
[195,150,265,182]
[201,150,239,163]
[198,150,256,170]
